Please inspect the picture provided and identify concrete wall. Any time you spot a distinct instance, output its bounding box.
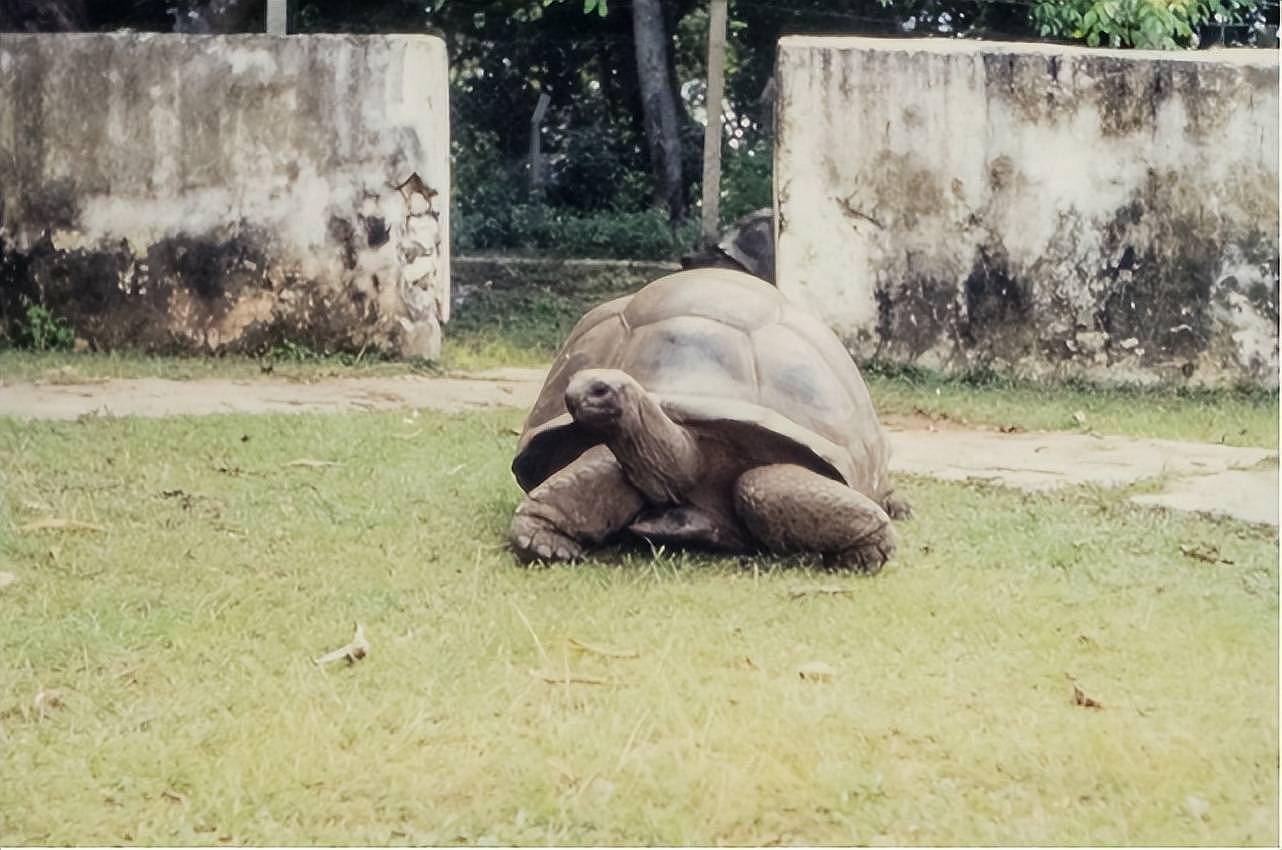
[0,33,450,358]
[774,36,1278,387]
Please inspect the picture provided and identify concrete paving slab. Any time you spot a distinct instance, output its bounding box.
[887,429,1276,493]
[0,375,544,420]
[1130,467,1279,526]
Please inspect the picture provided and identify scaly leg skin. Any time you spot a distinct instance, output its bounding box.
[734,464,898,574]
[510,444,645,564]
[881,486,913,521]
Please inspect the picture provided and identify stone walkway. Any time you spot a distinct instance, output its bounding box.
[1,368,1276,527]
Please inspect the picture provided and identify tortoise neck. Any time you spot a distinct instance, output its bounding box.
[606,392,700,505]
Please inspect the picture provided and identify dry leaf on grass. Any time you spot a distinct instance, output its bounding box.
[787,584,855,599]
[567,638,639,659]
[797,661,836,682]
[161,789,189,806]
[0,572,16,590]
[1072,683,1102,709]
[20,518,106,533]
[285,459,341,469]
[1179,544,1233,565]
[33,688,64,719]
[314,623,369,666]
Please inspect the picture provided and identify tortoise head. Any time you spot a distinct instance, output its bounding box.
[564,367,700,504]
[564,368,643,434]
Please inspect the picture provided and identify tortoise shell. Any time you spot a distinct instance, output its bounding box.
[512,268,890,497]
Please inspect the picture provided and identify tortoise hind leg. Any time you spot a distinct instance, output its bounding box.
[733,464,897,574]
[511,444,645,563]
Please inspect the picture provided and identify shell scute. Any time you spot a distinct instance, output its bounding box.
[515,269,889,494]
[623,269,780,332]
[620,316,757,401]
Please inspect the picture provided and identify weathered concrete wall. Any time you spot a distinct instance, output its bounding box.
[774,36,1278,387]
[0,33,449,358]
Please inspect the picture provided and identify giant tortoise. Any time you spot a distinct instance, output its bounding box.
[510,268,908,572]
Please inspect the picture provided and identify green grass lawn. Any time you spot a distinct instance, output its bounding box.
[1,409,1276,845]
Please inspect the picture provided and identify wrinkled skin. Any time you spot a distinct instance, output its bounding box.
[509,269,908,573]
[510,369,901,573]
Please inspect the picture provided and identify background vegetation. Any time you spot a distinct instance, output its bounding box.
[1,0,1275,259]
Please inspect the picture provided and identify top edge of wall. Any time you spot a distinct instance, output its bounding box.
[0,32,446,45]
[777,34,1279,68]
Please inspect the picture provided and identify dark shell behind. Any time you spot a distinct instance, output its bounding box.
[513,269,891,496]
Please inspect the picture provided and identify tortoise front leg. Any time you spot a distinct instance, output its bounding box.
[510,444,645,563]
[733,464,898,574]
[881,484,913,520]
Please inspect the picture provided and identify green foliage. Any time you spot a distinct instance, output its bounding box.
[719,138,773,225]
[12,300,74,352]
[446,258,661,361]
[456,201,699,260]
[259,339,413,370]
[544,121,655,213]
[452,118,691,259]
[1031,0,1257,47]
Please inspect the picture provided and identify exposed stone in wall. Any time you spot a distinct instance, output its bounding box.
[774,37,1278,387]
[0,33,449,359]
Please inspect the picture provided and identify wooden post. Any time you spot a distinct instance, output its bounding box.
[528,92,552,200]
[700,0,728,247]
[266,0,288,34]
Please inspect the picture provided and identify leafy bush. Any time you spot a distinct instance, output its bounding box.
[719,138,773,225]
[455,201,699,260]
[543,121,654,213]
[12,300,74,351]
[453,110,699,259]
[1030,0,1257,47]
[452,128,528,251]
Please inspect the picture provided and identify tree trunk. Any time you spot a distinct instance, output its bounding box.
[630,0,685,221]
